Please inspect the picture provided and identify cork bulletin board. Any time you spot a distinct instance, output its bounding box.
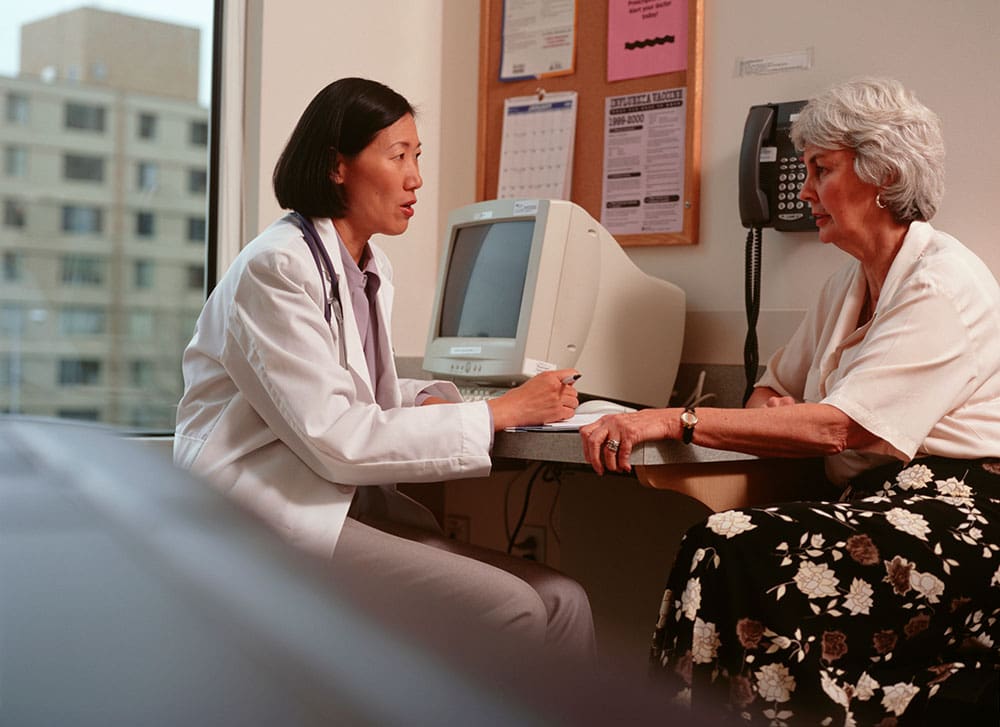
[476,0,704,246]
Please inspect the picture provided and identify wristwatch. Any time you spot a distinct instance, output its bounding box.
[680,406,698,444]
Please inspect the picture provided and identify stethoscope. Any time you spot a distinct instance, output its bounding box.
[286,211,341,324]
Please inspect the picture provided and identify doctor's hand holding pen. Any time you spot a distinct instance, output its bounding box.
[421,369,580,431]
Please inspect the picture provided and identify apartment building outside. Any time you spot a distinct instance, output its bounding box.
[0,7,209,429]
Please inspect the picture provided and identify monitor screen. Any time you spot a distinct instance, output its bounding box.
[438,220,534,338]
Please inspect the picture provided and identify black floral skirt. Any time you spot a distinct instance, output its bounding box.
[650,457,1000,725]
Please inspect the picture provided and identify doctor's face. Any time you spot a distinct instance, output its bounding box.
[333,113,423,243]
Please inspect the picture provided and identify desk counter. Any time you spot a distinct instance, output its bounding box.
[493,430,755,466]
[493,430,826,512]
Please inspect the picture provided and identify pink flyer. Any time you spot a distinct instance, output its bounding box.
[607,0,688,82]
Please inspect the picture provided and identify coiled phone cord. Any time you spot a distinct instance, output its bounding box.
[743,226,762,404]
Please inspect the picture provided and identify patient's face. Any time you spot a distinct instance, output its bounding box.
[799,145,881,255]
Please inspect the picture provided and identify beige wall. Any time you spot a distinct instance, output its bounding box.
[250,0,1000,362]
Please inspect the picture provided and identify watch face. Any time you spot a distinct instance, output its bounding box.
[681,410,698,427]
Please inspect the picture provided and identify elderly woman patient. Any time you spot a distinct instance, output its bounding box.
[581,78,1000,723]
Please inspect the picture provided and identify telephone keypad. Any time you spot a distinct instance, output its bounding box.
[776,156,808,214]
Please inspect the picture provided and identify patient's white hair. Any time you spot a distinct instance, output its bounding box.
[790,77,945,222]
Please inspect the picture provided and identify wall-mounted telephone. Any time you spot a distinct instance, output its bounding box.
[738,100,816,403]
[738,101,816,231]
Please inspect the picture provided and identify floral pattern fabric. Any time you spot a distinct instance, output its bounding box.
[650,458,1000,725]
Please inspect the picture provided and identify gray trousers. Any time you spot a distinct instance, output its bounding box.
[331,514,597,666]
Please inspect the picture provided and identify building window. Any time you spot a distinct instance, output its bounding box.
[138,112,157,139]
[91,61,108,81]
[187,216,206,242]
[3,251,23,281]
[128,310,155,339]
[62,205,103,234]
[59,307,106,335]
[61,255,104,286]
[137,161,158,192]
[58,358,102,386]
[63,153,106,182]
[189,119,208,146]
[4,145,27,176]
[64,101,106,132]
[188,167,207,194]
[57,408,100,421]
[130,359,154,387]
[4,199,26,228]
[5,93,29,124]
[0,358,11,388]
[135,210,155,237]
[186,264,204,290]
[134,259,154,288]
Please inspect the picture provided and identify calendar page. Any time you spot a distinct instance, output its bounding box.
[497,91,577,200]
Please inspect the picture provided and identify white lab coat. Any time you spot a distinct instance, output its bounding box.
[174,215,493,557]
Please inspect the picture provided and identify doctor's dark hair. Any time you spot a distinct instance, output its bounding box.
[273,78,416,218]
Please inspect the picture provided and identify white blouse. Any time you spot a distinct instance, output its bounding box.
[757,221,1000,485]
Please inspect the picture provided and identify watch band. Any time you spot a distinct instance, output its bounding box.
[680,406,697,444]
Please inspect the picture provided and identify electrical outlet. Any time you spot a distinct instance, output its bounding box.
[512,525,546,563]
[444,514,470,542]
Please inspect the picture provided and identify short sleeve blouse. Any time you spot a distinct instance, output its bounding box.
[756,222,1000,484]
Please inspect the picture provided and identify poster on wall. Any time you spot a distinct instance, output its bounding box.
[500,0,577,80]
[601,87,685,235]
[607,0,688,82]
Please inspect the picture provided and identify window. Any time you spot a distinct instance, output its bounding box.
[188,167,207,194]
[3,251,22,281]
[58,359,102,386]
[186,264,204,290]
[63,153,106,182]
[137,161,158,192]
[61,255,104,285]
[62,205,103,234]
[65,101,106,132]
[128,310,155,339]
[130,359,154,387]
[3,3,217,431]
[138,112,157,139]
[0,358,11,388]
[4,145,27,176]
[59,307,106,335]
[134,259,154,288]
[57,408,100,421]
[189,120,208,146]
[0,304,21,334]
[4,199,25,228]
[135,210,155,237]
[187,216,206,242]
[5,93,28,124]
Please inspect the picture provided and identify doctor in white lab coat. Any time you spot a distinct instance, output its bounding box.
[174,78,596,662]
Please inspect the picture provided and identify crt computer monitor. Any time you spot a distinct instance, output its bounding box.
[422,199,686,407]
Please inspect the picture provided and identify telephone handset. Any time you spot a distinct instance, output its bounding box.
[738,100,815,231]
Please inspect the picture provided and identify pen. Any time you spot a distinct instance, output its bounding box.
[561,373,581,385]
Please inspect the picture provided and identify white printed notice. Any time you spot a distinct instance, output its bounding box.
[601,87,686,235]
[499,0,576,80]
[497,91,577,200]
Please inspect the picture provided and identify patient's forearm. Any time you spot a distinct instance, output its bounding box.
[683,403,879,458]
